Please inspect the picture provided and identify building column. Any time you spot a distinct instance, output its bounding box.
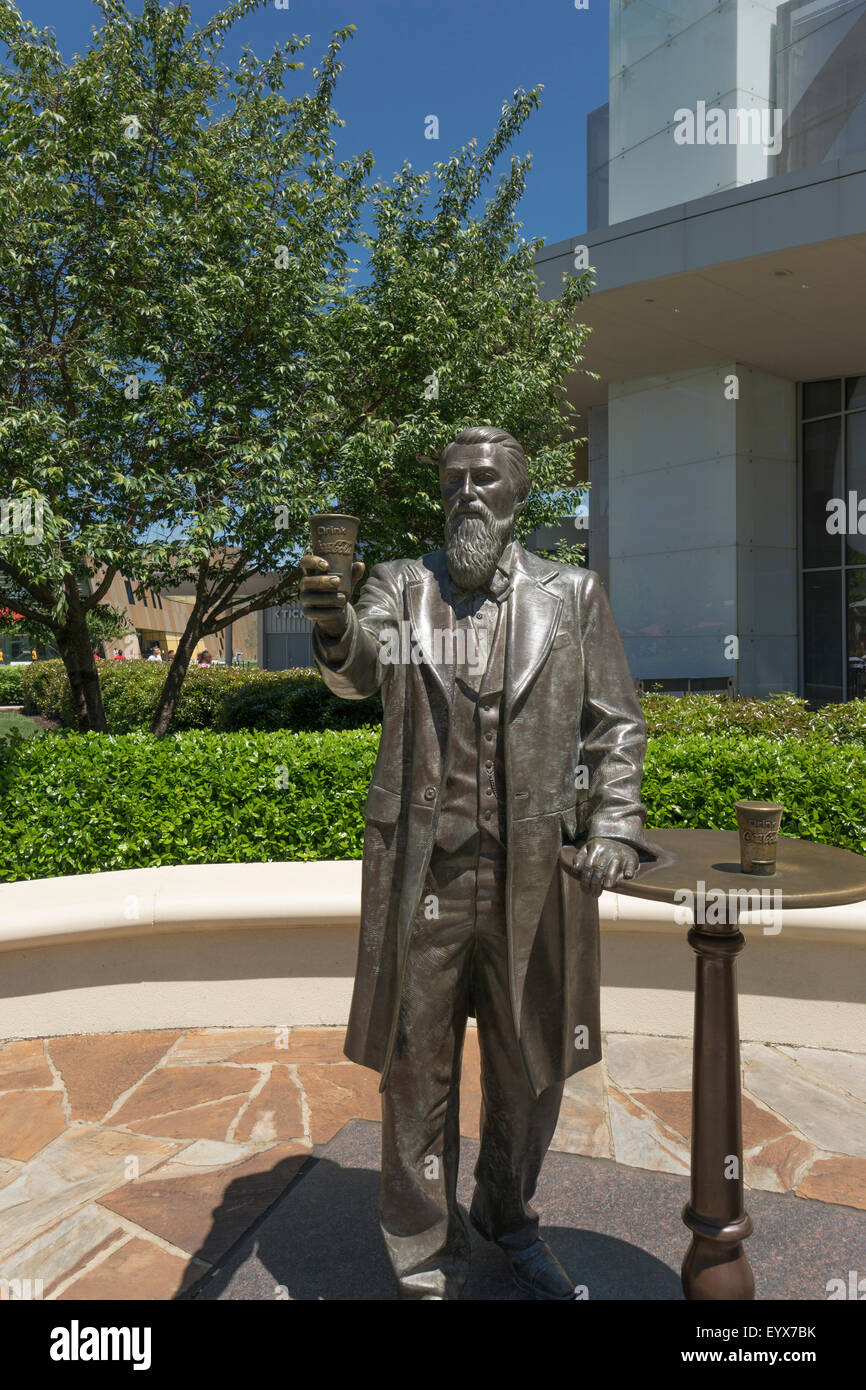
[606,364,797,698]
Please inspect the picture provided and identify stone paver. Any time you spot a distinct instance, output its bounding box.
[0,1025,860,1301]
[0,1089,67,1161]
[233,1069,305,1144]
[98,1142,309,1263]
[550,1063,609,1158]
[57,1237,204,1301]
[743,1043,866,1158]
[607,1084,691,1175]
[604,1035,693,1091]
[124,1096,249,1142]
[168,1028,285,1066]
[0,1127,178,1261]
[778,1047,866,1104]
[48,1031,183,1123]
[1,1204,126,1293]
[110,1065,260,1125]
[0,1040,54,1092]
[297,1062,381,1146]
[632,1089,790,1149]
[798,1155,866,1211]
[745,1133,818,1194]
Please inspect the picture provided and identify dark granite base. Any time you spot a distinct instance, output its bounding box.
[184,1120,865,1301]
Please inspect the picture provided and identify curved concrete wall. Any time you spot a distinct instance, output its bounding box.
[0,863,863,1049]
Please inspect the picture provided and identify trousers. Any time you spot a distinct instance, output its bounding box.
[378,831,565,1299]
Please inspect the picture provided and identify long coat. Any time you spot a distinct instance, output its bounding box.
[313,542,655,1098]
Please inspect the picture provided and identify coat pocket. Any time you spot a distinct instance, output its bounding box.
[363,782,402,824]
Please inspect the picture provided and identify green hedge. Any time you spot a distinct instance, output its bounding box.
[21,660,380,733]
[0,665,26,704]
[0,727,380,881]
[1,727,863,882]
[640,691,866,744]
[642,733,866,854]
[21,662,866,744]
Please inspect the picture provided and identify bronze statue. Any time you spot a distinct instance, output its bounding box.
[300,426,655,1300]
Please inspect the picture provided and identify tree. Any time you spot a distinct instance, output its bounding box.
[0,0,372,731]
[326,90,592,561]
[86,600,135,649]
[1,0,592,737]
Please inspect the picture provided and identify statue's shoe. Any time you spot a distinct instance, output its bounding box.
[501,1239,577,1301]
[469,1205,576,1301]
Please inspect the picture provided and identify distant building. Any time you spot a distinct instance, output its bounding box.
[535,0,866,702]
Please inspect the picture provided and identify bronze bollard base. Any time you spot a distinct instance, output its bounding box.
[681,1207,755,1300]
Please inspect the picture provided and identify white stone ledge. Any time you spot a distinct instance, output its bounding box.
[0,860,864,951]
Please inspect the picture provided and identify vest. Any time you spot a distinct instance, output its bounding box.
[434,585,509,853]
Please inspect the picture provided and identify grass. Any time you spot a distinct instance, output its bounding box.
[0,710,42,739]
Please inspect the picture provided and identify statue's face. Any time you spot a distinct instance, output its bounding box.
[439,444,520,524]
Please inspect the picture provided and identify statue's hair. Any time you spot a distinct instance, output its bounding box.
[439,426,530,502]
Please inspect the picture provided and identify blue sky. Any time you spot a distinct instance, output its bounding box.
[18,0,609,246]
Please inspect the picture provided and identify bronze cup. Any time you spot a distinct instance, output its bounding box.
[734,800,784,876]
[309,514,360,599]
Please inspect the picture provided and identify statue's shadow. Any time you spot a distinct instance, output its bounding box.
[180,1150,682,1301]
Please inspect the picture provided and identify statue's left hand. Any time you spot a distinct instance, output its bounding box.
[569,838,639,897]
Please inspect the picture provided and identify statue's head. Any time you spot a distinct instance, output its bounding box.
[438,426,529,590]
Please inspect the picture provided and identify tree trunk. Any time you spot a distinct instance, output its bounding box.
[55,611,108,732]
[150,620,203,737]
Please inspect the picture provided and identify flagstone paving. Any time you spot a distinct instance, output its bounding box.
[0,1026,862,1300]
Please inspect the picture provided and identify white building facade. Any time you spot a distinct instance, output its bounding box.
[539,0,866,701]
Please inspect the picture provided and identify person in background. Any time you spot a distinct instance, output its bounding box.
[113,647,126,660]
[147,644,163,662]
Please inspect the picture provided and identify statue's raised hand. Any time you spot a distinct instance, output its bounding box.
[299,554,366,638]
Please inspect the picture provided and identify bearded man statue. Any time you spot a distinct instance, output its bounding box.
[301,426,654,1300]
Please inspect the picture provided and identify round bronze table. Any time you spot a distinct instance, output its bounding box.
[561,829,866,1302]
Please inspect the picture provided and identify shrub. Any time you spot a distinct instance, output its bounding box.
[643,733,866,855]
[21,660,71,721]
[639,691,815,741]
[808,700,866,745]
[221,670,381,732]
[1,726,864,882]
[0,727,381,881]
[20,659,381,734]
[0,666,26,704]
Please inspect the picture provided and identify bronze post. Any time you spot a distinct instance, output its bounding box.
[682,900,755,1300]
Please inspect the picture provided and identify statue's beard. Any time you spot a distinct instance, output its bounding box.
[445,506,514,591]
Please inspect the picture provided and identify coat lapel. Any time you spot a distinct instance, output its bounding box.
[406,550,456,705]
[504,545,563,720]
[405,544,562,715]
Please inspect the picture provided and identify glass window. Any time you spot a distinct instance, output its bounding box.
[804,570,843,705]
[848,569,866,702]
[845,376,866,412]
[846,412,866,566]
[802,417,843,568]
[124,580,135,605]
[802,379,841,420]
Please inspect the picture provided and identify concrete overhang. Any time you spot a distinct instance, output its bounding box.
[537,153,866,407]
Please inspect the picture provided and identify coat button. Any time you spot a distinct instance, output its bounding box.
[485,759,493,769]
[424,786,436,801]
